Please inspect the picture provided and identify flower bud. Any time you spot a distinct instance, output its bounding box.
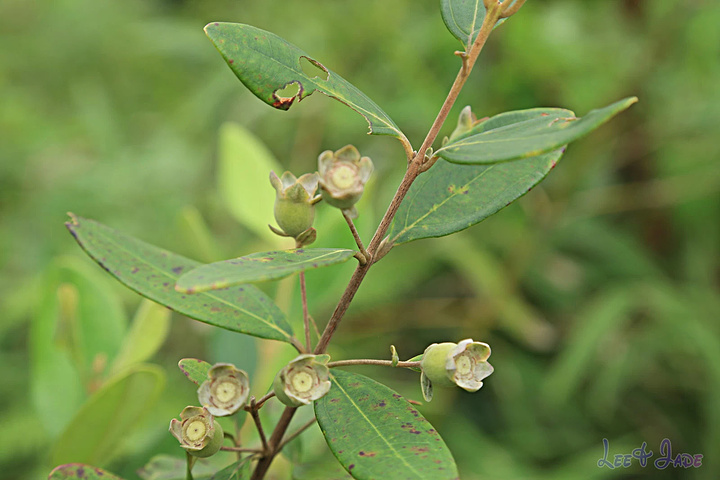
[169,406,224,458]
[270,171,319,238]
[318,145,373,216]
[273,354,331,407]
[198,363,250,416]
[420,339,493,396]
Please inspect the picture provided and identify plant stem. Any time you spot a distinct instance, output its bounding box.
[327,359,421,368]
[342,210,369,264]
[252,7,504,479]
[249,397,269,454]
[221,446,262,453]
[313,7,502,356]
[277,417,317,451]
[299,272,311,351]
[250,407,297,480]
[250,391,276,410]
[185,452,195,480]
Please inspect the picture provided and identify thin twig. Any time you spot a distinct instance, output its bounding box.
[327,359,421,369]
[299,272,311,351]
[250,391,276,410]
[501,0,527,18]
[308,313,321,340]
[342,210,370,264]
[277,417,318,452]
[221,446,263,453]
[251,407,297,480]
[249,397,269,454]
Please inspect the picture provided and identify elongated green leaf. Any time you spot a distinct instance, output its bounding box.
[440,0,507,48]
[176,248,355,293]
[178,358,212,385]
[436,97,637,164]
[205,23,407,142]
[51,365,165,466]
[388,149,564,245]
[210,459,251,480]
[315,370,458,480]
[217,123,283,244]
[66,214,295,343]
[49,464,124,480]
[111,300,170,374]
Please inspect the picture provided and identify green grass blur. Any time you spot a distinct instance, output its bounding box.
[1,0,719,479]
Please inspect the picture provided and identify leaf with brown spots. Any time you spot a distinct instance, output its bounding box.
[49,464,124,480]
[178,358,212,385]
[66,214,294,343]
[176,248,355,293]
[205,23,408,143]
[315,370,458,480]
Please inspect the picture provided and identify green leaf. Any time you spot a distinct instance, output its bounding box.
[178,358,212,385]
[138,455,216,480]
[49,464,124,480]
[204,23,407,142]
[388,150,564,245]
[210,459,252,480]
[440,0,506,48]
[31,256,128,437]
[176,248,356,293]
[51,365,165,466]
[111,300,170,375]
[436,97,637,164]
[217,123,283,244]
[66,214,295,344]
[314,370,457,480]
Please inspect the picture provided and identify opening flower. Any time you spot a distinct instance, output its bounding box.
[198,363,250,416]
[318,145,373,217]
[169,406,224,458]
[420,339,493,400]
[269,171,319,239]
[273,354,331,407]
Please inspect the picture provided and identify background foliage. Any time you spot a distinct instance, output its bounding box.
[1,0,718,478]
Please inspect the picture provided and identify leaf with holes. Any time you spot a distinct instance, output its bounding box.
[441,0,507,48]
[315,370,458,480]
[49,464,124,480]
[388,148,564,245]
[178,358,212,385]
[436,97,637,164]
[176,248,356,293]
[66,214,295,344]
[205,23,407,143]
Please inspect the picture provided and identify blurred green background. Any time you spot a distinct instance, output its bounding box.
[1,0,719,479]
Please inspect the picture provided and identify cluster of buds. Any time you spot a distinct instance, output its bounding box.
[170,363,250,458]
[269,144,374,244]
[419,339,494,402]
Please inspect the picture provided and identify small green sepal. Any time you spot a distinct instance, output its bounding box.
[420,339,494,394]
[318,145,373,212]
[270,171,319,239]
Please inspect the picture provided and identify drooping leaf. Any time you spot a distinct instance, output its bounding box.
[138,454,216,480]
[440,0,507,48]
[388,150,564,245]
[49,464,124,480]
[204,23,408,142]
[217,123,283,244]
[51,365,165,466]
[436,97,637,164]
[66,214,295,343]
[178,358,212,385]
[210,459,252,480]
[176,248,356,293]
[111,300,170,375]
[315,370,458,480]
